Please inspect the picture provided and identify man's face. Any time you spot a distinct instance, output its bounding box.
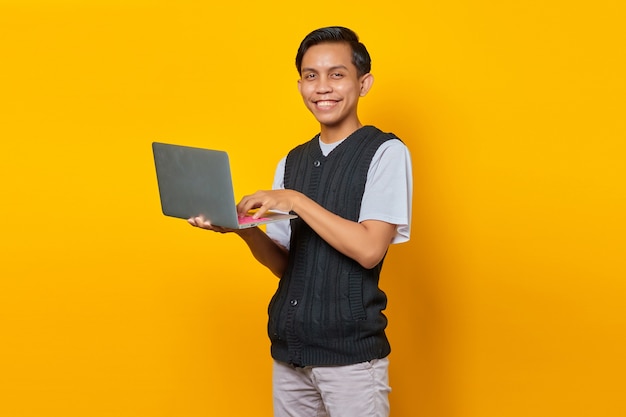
[298,42,372,135]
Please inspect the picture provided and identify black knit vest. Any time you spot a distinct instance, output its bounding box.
[268,125,397,366]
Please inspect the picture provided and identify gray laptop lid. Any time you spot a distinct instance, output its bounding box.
[152,142,296,229]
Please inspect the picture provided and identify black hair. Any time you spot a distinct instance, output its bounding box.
[295,26,372,77]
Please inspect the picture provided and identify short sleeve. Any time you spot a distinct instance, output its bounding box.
[265,157,291,250]
[359,139,413,244]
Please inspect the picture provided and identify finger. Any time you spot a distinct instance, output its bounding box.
[236,195,249,215]
[237,194,260,216]
[253,204,270,219]
[189,216,214,230]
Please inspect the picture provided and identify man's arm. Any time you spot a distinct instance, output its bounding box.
[237,190,397,269]
[188,216,289,278]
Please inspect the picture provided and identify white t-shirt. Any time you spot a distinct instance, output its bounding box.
[266,137,413,250]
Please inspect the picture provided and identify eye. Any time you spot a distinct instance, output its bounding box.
[303,73,316,80]
[330,72,344,79]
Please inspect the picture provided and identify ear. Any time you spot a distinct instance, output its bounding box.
[359,73,374,97]
[297,78,302,95]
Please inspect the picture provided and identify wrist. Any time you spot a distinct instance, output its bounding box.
[290,190,303,214]
[235,226,259,239]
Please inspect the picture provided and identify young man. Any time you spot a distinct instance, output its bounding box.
[189,26,412,417]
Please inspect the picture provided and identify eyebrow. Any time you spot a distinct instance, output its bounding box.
[301,65,350,73]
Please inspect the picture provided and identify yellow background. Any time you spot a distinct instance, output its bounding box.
[1,1,625,416]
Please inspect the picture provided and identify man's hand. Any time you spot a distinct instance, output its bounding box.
[239,189,396,269]
[237,189,303,218]
[187,215,235,234]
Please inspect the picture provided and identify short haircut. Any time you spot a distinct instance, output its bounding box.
[295,26,372,77]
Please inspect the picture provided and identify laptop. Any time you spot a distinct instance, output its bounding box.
[152,142,297,229]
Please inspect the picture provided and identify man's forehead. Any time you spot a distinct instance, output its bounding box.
[301,42,355,70]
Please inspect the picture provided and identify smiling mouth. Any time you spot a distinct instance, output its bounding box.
[315,100,339,108]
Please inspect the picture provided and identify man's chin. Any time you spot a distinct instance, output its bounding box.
[310,113,342,127]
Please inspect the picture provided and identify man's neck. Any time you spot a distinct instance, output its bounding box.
[319,121,363,144]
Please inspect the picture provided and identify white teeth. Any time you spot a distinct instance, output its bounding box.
[316,101,335,108]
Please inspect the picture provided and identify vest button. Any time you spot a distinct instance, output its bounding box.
[313,160,321,167]
[290,299,298,306]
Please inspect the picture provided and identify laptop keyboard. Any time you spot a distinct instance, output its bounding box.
[238,215,270,225]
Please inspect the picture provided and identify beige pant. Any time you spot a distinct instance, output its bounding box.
[272,358,391,417]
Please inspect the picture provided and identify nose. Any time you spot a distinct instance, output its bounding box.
[315,76,333,94]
